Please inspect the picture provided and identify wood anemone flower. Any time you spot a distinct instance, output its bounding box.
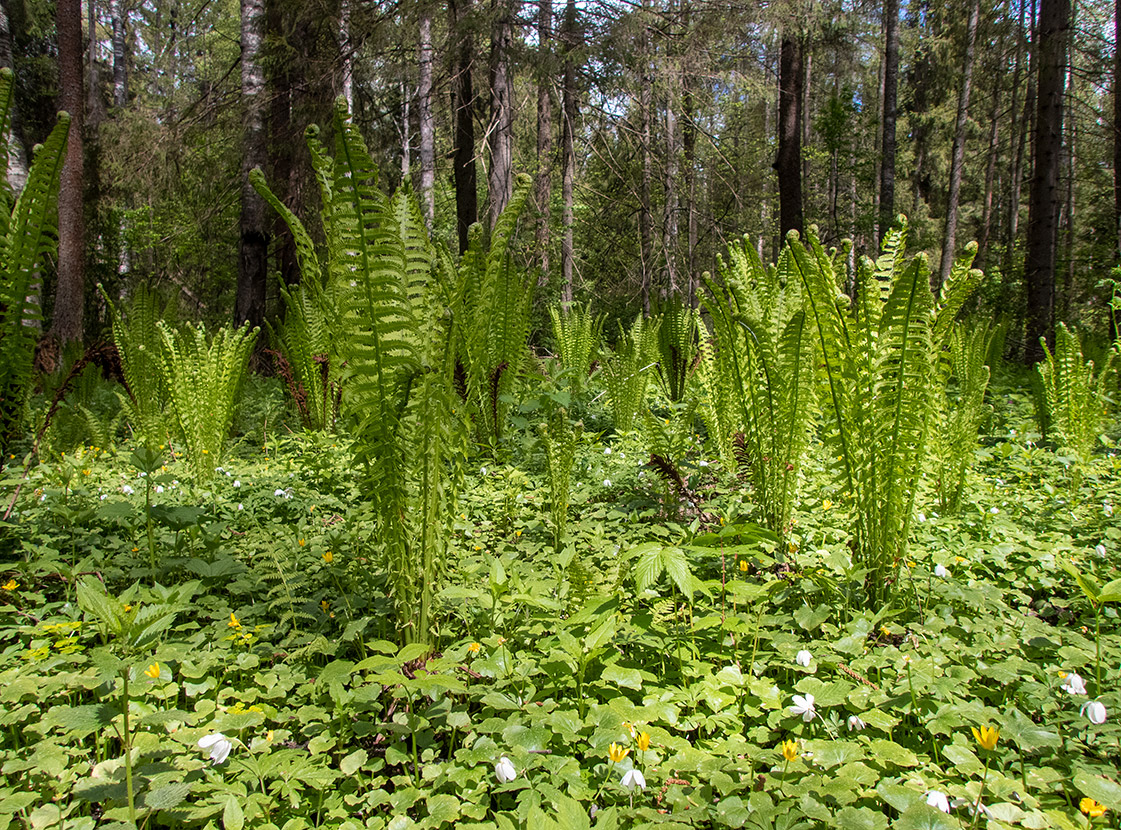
[971,725,1000,751]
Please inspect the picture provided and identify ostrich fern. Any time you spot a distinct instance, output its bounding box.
[255,100,461,646]
[1035,323,1115,479]
[792,223,982,608]
[0,70,69,464]
[157,321,258,484]
[699,235,816,544]
[602,314,659,432]
[548,301,603,397]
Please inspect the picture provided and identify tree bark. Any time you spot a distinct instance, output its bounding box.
[639,5,653,315]
[878,0,900,244]
[418,10,435,229]
[340,0,353,110]
[450,0,477,254]
[664,71,679,297]
[560,0,578,307]
[937,0,981,291]
[111,0,127,108]
[1114,0,1120,259]
[1024,0,1070,363]
[52,0,85,346]
[487,0,514,228]
[534,0,553,277]
[976,70,1002,270]
[235,0,268,330]
[775,34,804,241]
[683,62,697,305]
[0,0,28,192]
[1006,0,1034,269]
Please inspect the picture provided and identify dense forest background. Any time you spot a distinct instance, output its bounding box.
[4,0,1120,359]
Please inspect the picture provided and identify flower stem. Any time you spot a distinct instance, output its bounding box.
[122,669,136,826]
[969,755,990,830]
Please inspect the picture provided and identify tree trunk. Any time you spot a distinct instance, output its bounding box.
[0,0,28,192]
[879,0,900,244]
[1115,0,1120,259]
[560,0,578,307]
[1024,0,1070,363]
[52,0,85,346]
[937,0,980,291]
[111,0,127,108]
[265,0,297,288]
[639,8,653,316]
[664,74,679,297]
[487,0,514,228]
[450,0,477,254]
[235,0,268,330]
[683,64,697,305]
[534,0,553,277]
[418,10,435,229]
[976,75,1002,270]
[1006,0,1034,268]
[340,0,353,110]
[775,34,804,240]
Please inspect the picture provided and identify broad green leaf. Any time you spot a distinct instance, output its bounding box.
[223,794,244,830]
[1074,769,1121,810]
[340,749,367,775]
[601,664,643,690]
[892,804,959,830]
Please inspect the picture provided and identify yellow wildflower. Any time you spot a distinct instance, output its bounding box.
[971,725,1000,751]
[1080,798,1107,818]
[468,642,482,654]
[145,662,161,680]
[320,600,329,612]
[823,499,833,511]
[323,551,333,563]
[298,538,306,547]
[497,637,507,645]
[739,559,749,572]
[608,743,630,763]
[2,579,17,591]
[637,731,651,752]
[781,739,799,762]
[623,721,636,738]
[228,612,241,629]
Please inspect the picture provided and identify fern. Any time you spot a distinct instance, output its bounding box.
[1035,323,1115,479]
[541,408,580,552]
[451,174,535,451]
[157,321,257,484]
[602,314,660,432]
[654,297,699,404]
[928,322,994,512]
[698,235,815,544]
[101,284,176,449]
[256,100,462,645]
[549,301,603,397]
[0,72,69,462]
[791,223,981,608]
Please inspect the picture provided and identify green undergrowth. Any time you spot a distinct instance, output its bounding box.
[0,380,1119,830]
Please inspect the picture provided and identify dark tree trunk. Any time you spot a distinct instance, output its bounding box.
[487,0,514,228]
[976,71,1002,270]
[1114,0,1120,260]
[560,0,578,307]
[419,11,435,229]
[937,0,980,290]
[1005,0,1034,271]
[879,0,900,244]
[265,0,297,288]
[1024,0,1070,363]
[775,35,804,240]
[52,0,85,346]
[639,5,653,316]
[450,0,477,254]
[683,65,697,305]
[534,0,553,277]
[235,0,268,330]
